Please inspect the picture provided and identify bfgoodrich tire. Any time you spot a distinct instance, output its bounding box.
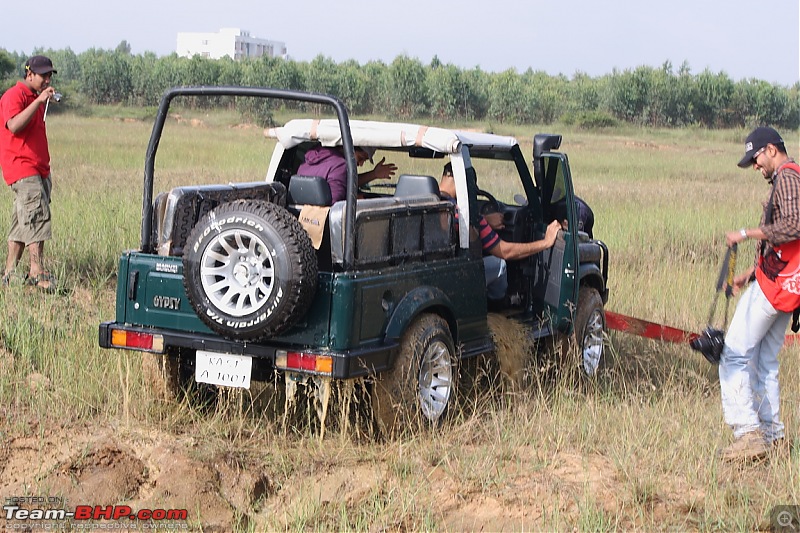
[372,314,457,437]
[183,200,317,340]
[574,286,606,377]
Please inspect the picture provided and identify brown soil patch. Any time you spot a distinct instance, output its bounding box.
[167,114,206,127]
[0,427,237,530]
[0,420,712,531]
[48,440,146,503]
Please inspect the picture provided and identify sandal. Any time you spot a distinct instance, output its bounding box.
[26,272,57,294]
[2,270,26,288]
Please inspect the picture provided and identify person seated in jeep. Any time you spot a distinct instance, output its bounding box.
[574,196,594,238]
[553,196,595,238]
[296,145,397,204]
[440,162,561,305]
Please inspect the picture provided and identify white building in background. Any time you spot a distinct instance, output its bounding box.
[176,28,287,60]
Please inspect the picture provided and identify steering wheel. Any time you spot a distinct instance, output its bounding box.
[476,188,501,215]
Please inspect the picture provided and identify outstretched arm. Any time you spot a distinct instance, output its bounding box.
[358,157,398,186]
[489,220,561,261]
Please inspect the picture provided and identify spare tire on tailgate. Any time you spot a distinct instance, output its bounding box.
[183,199,318,340]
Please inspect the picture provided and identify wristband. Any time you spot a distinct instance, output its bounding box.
[740,228,747,239]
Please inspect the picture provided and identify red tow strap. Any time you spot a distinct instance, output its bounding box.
[605,311,699,343]
[605,310,800,346]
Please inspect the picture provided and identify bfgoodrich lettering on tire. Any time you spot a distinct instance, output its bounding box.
[183,199,317,340]
[372,313,456,437]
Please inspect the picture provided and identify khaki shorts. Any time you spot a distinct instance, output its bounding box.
[8,175,52,245]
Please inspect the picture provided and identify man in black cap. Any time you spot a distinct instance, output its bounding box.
[0,55,59,292]
[717,126,800,461]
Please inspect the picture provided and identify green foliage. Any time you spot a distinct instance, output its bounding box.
[336,60,369,114]
[243,56,303,93]
[304,55,340,95]
[653,61,695,126]
[605,66,656,125]
[489,69,526,123]
[523,70,568,123]
[362,60,391,114]
[185,54,222,86]
[427,63,462,120]
[2,45,795,130]
[566,71,601,115]
[79,48,133,104]
[787,83,800,129]
[151,54,185,96]
[694,69,734,127]
[462,67,490,120]
[47,48,82,84]
[388,55,427,118]
[129,52,160,106]
[0,49,16,78]
[115,40,132,55]
[561,110,619,129]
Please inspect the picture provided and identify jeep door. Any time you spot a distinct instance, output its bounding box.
[533,153,580,333]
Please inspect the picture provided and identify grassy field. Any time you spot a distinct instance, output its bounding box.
[0,109,798,531]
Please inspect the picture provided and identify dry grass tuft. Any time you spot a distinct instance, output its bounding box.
[487,312,535,390]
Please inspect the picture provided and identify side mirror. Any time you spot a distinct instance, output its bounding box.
[533,134,562,160]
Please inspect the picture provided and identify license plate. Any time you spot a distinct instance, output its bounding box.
[195,350,252,389]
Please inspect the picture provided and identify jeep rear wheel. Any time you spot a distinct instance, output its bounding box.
[183,200,317,340]
[575,286,606,377]
[372,314,456,437]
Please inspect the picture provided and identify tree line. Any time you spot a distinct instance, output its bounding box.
[1,44,797,130]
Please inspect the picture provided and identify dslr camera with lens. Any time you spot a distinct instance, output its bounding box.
[690,327,725,364]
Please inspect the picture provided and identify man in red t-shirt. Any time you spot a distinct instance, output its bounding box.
[0,55,59,292]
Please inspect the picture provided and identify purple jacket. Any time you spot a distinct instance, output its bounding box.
[296,146,347,203]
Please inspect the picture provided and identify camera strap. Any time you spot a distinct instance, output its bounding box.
[707,244,737,328]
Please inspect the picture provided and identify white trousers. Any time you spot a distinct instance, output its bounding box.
[719,281,790,442]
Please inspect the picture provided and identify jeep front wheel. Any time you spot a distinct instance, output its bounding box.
[575,286,606,377]
[372,314,456,436]
[183,200,317,340]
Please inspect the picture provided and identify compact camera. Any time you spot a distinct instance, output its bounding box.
[690,327,725,364]
[52,92,62,102]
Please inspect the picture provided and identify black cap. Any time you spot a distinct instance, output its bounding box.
[737,126,784,168]
[24,55,57,76]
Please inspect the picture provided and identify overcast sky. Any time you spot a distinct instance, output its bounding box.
[2,0,798,87]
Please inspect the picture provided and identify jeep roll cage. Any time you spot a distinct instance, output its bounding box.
[139,86,361,268]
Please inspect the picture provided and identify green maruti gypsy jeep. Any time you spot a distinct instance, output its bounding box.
[98,86,609,432]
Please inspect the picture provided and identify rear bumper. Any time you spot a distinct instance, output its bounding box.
[99,322,399,380]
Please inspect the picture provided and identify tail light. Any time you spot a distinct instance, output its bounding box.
[110,328,164,353]
[275,350,333,375]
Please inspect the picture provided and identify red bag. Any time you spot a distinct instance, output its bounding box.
[757,239,800,312]
[756,162,800,312]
